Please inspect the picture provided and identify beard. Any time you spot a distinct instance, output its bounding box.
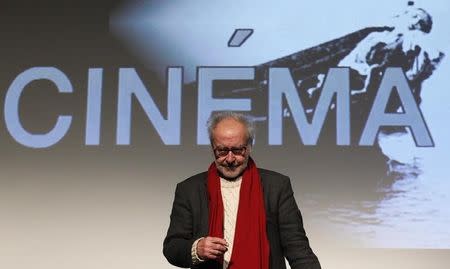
[215,158,249,180]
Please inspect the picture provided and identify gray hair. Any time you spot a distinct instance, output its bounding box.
[207,111,255,145]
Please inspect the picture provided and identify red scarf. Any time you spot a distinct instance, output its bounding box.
[207,158,270,269]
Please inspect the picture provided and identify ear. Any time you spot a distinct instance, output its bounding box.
[246,144,252,155]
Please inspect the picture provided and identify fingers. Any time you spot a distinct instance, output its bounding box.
[197,236,229,260]
[209,237,228,247]
[204,248,223,260]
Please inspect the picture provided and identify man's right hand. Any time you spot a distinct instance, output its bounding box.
[196,236,228,260]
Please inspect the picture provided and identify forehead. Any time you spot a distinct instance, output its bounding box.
[212,118,247,145]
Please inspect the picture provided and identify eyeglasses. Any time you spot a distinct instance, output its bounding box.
[213,146,247,158]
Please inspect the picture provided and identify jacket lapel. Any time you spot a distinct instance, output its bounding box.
[199,177,209,236]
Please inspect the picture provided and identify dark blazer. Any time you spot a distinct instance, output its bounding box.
[163,168,321,269]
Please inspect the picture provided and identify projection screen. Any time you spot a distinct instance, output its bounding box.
[1,0,450,268]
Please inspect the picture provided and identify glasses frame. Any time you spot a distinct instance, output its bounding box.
[213,145,248,158]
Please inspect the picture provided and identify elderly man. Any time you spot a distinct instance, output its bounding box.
[163,112,320,269]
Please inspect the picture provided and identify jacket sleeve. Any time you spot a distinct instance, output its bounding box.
[278,177,321,269]
[163,183,197,268]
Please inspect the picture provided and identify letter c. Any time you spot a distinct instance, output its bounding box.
[4,67,72,148]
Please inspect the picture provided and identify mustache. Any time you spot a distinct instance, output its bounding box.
[223,163,238,168]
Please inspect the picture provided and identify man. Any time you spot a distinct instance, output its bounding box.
[163,112,321,269]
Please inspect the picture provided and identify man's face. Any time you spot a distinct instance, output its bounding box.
[211,118,251,180]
